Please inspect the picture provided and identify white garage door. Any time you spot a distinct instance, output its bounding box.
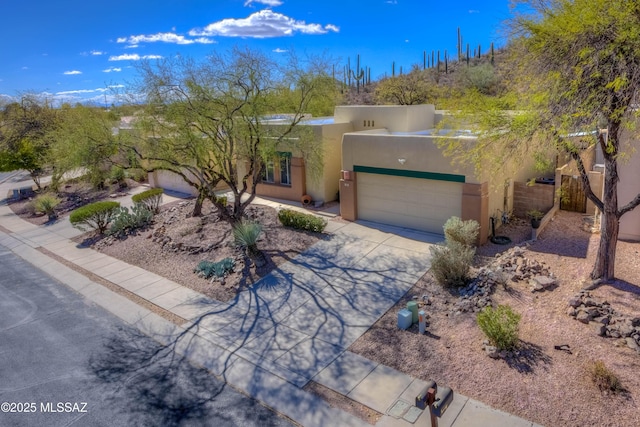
[357,172,462,234]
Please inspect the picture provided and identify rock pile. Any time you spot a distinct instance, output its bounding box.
[450,245,558,315]
[489,246,557,292]
[568,290,640,352]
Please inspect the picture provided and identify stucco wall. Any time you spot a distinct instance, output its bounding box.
[334,105,435,133]
[148,170,198,196]
[342,133,477,182]
[619,148,640,241]
[312,122,353,202]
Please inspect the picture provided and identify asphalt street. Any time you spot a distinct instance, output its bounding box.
[0,246,294,427]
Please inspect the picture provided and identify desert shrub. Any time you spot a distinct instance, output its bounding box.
[215,195,228,207]
[477,305,521,351]
[429,241,475,287]
[108,205,153,236]
[69,201,120,234]
[126,168,148,182]
[233,220,263,256]
[110,166,127,188]
[277,209,327,232]
[132,188,163,213]
[195,258,235,280]
[587,360,624,394]
[32,194,61,217]
[444,216,479,247]
[87,168,108,190]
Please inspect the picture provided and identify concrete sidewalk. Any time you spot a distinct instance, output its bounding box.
[0,176,542,427]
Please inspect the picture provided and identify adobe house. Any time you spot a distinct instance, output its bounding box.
[239,116,353,205]
[337,105,539,244]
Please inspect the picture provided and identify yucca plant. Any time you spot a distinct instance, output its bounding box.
[233,220,264,266]
[32,194,61,220]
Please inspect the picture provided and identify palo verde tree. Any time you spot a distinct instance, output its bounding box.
[122,47,327,222]
[510,0,640,281]
[374,66,438,105]
[450,0,640,281]
[0,94,59,189]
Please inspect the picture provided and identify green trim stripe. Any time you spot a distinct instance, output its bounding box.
[353,165,465,183]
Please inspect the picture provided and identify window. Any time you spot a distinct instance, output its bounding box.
[262,159,275,183]
[279,153,291,186]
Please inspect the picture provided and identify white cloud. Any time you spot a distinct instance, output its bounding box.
[103,67,122,73]
[63,70,82,75]
[22,66,29,70]
[386,0,398,4]
[108,54,163,61]
[124,44,139,49]
[189,10,339,38]
[56,89,98,95]
[244,0,283,6]
[117,32,214,45]
[273,48,288,53]
[91,50,105,55]
[325,24,339,32]
[55,85,125,96]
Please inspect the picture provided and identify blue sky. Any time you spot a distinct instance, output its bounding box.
[0,0,511,105]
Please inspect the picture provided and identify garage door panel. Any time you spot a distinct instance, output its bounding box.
[357,173,462,234]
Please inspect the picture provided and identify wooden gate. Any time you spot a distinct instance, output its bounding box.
[560,175,586,212]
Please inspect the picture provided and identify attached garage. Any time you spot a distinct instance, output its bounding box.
[355,167,464,234]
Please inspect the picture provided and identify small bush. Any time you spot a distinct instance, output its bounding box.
[278,209,327,232]
[429,241,475,287]
[126,168,148,182]
[195,258,235,279]
[587,360,623,394]
[69,201,120,234]
[110,166,127,188]
[215,195,228,207]
[132,188,163,213]
[444,216,479,247]
[233,220,263,256]
[32,194,61,217]
[477,305,521,351]
[108,205,153,236]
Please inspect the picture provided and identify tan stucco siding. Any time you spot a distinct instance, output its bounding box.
[149,170,198,196]
[342,133,477,183]
[334,105,435,133]
[312,122,353,202]
[619,148,640,241]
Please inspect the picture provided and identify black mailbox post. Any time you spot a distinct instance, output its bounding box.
[415,380,436,410]
[416,381,454,427]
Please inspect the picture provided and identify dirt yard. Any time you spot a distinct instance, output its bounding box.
[350,211,640,427]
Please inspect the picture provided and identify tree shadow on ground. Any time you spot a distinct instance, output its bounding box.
[504,341,553,374]
[89,326,287,427]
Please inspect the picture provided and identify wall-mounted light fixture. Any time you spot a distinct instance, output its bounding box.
[398,158,406,165]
